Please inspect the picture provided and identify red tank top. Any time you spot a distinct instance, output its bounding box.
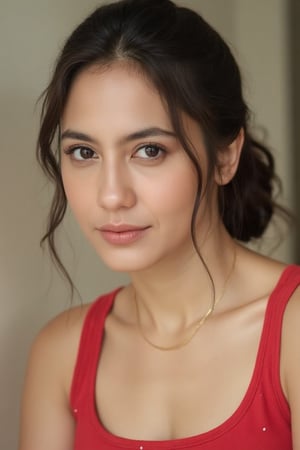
[70,265,300,449]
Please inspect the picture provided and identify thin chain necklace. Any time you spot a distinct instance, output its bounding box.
[133,248,237,351]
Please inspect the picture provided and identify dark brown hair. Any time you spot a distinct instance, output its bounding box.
[37,0,286,286]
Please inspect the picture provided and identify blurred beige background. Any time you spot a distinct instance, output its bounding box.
[0,1,297,448]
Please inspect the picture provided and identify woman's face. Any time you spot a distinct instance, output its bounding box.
[60,63,216,272]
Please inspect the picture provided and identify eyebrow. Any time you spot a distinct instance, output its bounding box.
[121,127,177,143]
[60,130,97,144]
[60,127,177,145]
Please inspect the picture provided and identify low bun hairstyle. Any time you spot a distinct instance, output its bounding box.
[37,0,287,282]
[221,135,278,242]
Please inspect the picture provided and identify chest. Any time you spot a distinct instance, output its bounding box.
[95,311,263,441]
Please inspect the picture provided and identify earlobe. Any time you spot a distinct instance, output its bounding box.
[215,128,244,185]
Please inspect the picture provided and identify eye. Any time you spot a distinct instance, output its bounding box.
[133,144,165,160]
[64,146,97,161]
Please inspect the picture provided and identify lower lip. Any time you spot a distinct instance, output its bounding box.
[99,228,150,245]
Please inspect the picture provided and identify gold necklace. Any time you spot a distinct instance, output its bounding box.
[133,248,237,351]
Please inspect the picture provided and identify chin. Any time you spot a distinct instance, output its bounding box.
[94,247,164,273]
[94,248,140,270]
[101,259,154,274]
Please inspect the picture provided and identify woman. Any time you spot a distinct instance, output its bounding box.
[19,0,300,449]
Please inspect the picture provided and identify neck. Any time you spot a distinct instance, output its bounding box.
[128,228,237,333]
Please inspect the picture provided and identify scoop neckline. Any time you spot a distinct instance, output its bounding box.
[87,265,293,448]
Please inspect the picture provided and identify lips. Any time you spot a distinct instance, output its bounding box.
[100,224,147,232]
[98,224,151,245]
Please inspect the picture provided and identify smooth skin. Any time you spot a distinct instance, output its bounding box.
[19,63,300,449]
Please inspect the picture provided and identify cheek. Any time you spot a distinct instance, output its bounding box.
[61,168,94,221]
[141,166,197,218]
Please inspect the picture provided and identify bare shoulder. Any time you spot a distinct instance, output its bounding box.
[35,302,91,344]
[29,302,92,393]
[19,303,92,450]
[279,280,300,447]
[282,277,300,344]
[234,244,288,303]
[281,282,300,388]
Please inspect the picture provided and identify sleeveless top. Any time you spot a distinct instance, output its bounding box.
[70,265,300,449]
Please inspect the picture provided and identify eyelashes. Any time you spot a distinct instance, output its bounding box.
[133,144,166,160]
[63,143,167,162]
[63,146,97,161]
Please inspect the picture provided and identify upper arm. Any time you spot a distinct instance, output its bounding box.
[281,286,300,450]
[18,306,88,450]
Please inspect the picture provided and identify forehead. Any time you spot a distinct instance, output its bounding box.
[61,62,172,132]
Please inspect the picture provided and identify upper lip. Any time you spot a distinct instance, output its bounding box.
[99,224,150,233]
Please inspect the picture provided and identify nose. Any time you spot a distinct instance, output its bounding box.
[97,160,136,211]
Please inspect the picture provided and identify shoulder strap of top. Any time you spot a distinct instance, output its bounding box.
[70,288,121,411]
[260,265,300,414]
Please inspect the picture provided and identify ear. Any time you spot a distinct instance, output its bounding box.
[214,128,244,185]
